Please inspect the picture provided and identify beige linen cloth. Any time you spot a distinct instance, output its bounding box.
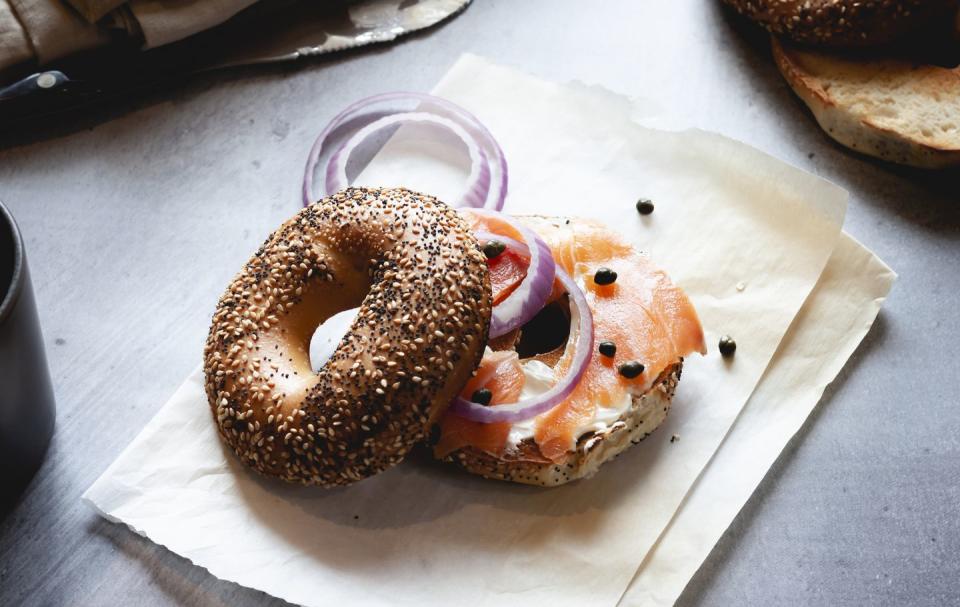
[0,0,256,76]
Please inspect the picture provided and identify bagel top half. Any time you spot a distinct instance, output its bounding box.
[204,187,492,486]
[722,0,957,47]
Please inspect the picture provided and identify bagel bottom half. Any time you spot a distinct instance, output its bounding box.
[442,363,682,487]
[772,36,960,169]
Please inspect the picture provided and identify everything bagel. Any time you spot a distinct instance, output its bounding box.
[722,0,957,47]
[204,187,492,486]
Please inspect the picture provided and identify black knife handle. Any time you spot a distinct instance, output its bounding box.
[0,71,72,101]
[0,71,122,127]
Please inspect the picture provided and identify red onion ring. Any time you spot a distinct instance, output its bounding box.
[325,112,487,206]
[448,268,594,424]
[469,210,556,338]
[302,92,508,210]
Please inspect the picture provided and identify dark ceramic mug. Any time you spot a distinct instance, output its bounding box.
[0,200,54,497]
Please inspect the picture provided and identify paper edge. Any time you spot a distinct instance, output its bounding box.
[82,365,205,505]
[617,232,897,606]
[80,492,256,601]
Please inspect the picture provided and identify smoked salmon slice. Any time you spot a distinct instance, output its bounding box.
[437,214,705,463]
[488,248,527,305]
[463,211,528,305]
[434,349,524,457]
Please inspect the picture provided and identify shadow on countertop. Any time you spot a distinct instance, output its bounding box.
[676,310,892,606]
[86,515,295,607]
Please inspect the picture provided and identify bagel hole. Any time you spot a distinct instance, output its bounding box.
[516,296,571,363]
[309,307,360,372]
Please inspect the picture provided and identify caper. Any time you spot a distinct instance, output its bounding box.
[471,388,493,406]
[594,267,618,286]
[482,240,506,259]
[617,360,645,378]
[719,335,737,357]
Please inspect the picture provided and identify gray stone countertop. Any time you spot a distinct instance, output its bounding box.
[1,1,958,605]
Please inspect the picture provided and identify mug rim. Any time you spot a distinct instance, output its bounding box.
[0,199,24,324]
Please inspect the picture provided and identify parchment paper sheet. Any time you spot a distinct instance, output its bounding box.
[83,56,888,607]
[621,234,895,606]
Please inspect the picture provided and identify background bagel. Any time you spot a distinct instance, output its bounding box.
[721,0,958,47]
[204,187,492,486]
[772,36,960,168]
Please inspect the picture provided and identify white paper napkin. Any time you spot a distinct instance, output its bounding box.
[84,55,891,607]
